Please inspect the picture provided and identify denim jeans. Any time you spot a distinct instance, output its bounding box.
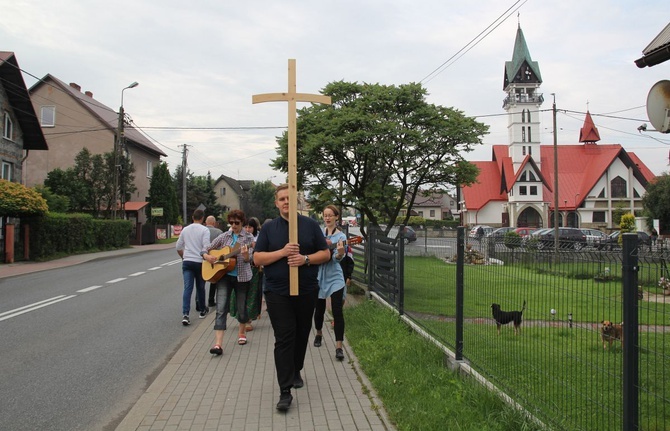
[182,260,206,315]
[214,275,250,330]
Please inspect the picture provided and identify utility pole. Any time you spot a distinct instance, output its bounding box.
[552,93,559,254]
[181,144,189,224]
[112,106,124,220]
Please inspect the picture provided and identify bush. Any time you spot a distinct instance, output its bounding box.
[504,231,522,248]
[0,180,48,217]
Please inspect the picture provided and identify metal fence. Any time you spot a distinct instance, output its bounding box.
[356,226,670,431]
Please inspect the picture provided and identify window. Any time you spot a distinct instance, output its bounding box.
[3,113,13,140]
[521,110,526,123]
[1,161,12,181]
[528,171,537,181]
[611,176,627,198]
[430,209,435,217]
[519,186,527,195]
[528,127,532,142]
[522,145,526,155]
[40,106,56,127]
[597,188,605,198]
[530,185,537,195]
[146,160,153,178]
[527,109,531,122]
[220,187,226,196]
[520,171,527,181]
[418,211,424,217]
[521,127,526,142]
[593,211,606,223]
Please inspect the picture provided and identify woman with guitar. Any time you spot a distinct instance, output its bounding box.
[202,210,255,355]
[313,205,348,361]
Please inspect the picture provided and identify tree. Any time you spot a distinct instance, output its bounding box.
[247,180,278,221]
[173,167,223,220]
[643,173,670,233]
[271,81,486,235]
[34,185,69,213]
[147,162,179,224]
[0,180,48,217]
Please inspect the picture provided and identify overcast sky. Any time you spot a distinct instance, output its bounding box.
[3,0,669,183]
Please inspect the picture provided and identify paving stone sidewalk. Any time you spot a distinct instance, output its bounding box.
[116,306,394,431]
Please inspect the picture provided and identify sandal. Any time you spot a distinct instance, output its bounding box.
[238,334,247,345]
[209,345,223,356]
[245,323,253,331]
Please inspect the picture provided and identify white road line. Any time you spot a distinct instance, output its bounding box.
[107,278,127,284]
[128,272,146,277]
[77,285,103,293]
[0,296,67,318]
[0,295,77,322]
[163,259,182,266]
[148,267,162,271]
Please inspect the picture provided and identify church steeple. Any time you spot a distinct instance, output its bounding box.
[503,24,543,171]
[579,111,601,144]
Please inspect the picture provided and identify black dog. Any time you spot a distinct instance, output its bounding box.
[491,300,526,335]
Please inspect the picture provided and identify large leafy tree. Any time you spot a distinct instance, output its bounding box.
[147,162,179,224]
[272,81,486,233]
[173,167,223,221]
[643,173,670,233]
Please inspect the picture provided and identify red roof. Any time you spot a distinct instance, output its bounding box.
[579,111,601,143]
[124,201,149,211]
[462,143,655,211]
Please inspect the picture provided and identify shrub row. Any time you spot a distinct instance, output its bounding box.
[26,213,132,260]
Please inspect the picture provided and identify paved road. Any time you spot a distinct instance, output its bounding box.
[0,248,202,431]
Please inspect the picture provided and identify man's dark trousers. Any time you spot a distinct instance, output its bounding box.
[265,290,317,391]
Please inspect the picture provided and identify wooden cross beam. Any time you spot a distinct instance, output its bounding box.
[252,59,331,295]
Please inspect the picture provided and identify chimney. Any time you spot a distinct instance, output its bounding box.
[85,91,93,98]
[69,82,81,92]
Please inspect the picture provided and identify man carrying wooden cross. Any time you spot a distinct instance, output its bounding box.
[252,60,332,412]
[253,184,330,411]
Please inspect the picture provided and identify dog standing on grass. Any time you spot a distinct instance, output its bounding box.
[600,320,623,350]
[491,300,526,335]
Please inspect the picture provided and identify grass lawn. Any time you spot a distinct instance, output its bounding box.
[344,300,543,431]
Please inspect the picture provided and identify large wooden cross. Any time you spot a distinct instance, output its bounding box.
[252,59,331,295]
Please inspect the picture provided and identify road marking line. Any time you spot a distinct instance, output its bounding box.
[0,295,77,322]
[77,285,103,293]
[129,272,146,277]
[148,267,162,271]
[0,296,67,317]
[107,278,127,284]
[165,260,182,266]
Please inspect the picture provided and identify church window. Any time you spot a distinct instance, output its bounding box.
[527,109,531,122]
[597,188,605,198]
[528,142,532,155]
[522,145,526,155]
[528,127,532,142]
[519,186,527,195]
[522,128,526,142]
[520,171,527,181]
[521,110,526,123]
[633,188,640,198]
[611,176,627,198]
[530,186,537,195]
[528,171,537,181]
[593,211,606,223]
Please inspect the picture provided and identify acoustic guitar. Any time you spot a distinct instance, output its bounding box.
[328,235,364,249]
[202,244,242,283]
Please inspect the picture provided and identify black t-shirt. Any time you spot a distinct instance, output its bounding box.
[255,215,328,296]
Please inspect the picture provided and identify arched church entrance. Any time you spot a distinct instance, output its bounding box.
[516,207,543,228]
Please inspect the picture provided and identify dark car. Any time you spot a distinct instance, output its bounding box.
[401,226,417,243]
[486,227,516,244]
[536,227,587,250]
[597,231,651,250]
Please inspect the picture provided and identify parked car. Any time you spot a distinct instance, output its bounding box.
[597,231,651,250]
[469,225,493,239]
[401,226,417,243]
[515,227,537,237]
[486,227,516,244]
[581,228,608,247]
[535,227,587,250]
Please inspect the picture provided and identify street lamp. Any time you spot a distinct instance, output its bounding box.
[112,82,139,219]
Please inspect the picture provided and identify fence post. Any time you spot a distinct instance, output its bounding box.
[367,226,375,293]
[622,233,639,431]
[456,226,465,361]
[398,225,405,315]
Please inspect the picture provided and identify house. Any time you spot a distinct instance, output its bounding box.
[401,191,457,220]
[635,21,670,68]
[460,25,656,230]
[25,75,166,223]
[214,174,254,215]
[0,52,48,184]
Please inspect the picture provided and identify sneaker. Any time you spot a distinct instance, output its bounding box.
[182,315,190,326]
[293,372,304,389]
[276,390,293,411]
[335,348,344,361]
[199,307,209,318]
[313,334,322,347]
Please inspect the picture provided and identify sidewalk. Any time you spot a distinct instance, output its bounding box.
[0,244,394,430]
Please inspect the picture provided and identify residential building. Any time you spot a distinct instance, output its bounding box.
[401,191,457,220]
[0,52,48,184]
[460,25,656,230]
[26,75,166,223]
[214,174,253,215]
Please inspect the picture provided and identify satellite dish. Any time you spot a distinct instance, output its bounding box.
[646,80,670,133]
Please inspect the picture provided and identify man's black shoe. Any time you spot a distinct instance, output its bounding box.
[276,390,293,411]
[293,372,304,389]
[335,348,345,361]
[208,300,216,307]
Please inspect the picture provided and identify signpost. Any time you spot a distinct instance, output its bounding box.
[252,59,331,295]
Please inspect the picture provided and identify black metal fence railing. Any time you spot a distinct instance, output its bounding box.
[357,226,670,431]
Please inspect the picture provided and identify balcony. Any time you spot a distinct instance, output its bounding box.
[503,93,544,109]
